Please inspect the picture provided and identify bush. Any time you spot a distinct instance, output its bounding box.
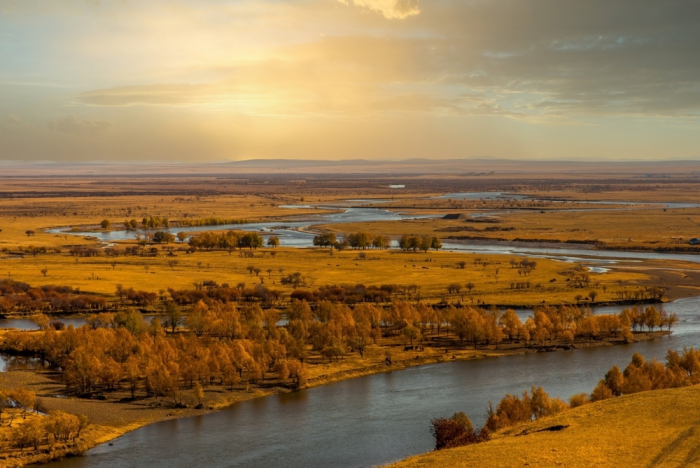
[430,412,490,450]
[568,393,590,408]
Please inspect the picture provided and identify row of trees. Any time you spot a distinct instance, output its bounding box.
[434,347,700,449]
[312,231,442,252]
[312,232,392,250]
[0,280,108,314]
[117,216,253,231]
[187,231,270,250]
[291,284,422,304]
[398,234,442,252]
[3,305,310,401]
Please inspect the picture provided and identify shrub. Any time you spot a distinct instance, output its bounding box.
[430,412,490,450]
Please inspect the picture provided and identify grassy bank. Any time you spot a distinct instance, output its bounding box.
[387,384,700,468]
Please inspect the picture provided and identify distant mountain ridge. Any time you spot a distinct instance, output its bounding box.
[1,157,699,176]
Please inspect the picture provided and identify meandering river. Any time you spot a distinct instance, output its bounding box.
[37,297,700,468]
[34,192,700,467]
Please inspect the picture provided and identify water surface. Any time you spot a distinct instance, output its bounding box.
[41,297,700,468]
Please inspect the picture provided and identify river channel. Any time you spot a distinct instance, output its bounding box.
[34,192,700,467]
[37,296,700,468]
[46,192,700,265]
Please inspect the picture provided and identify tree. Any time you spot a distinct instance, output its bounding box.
[589,290,598,302]
[431,236,443,250]
[193,382,204,407]
[644,306,662,332]
[372,235,391,249]
[420,235,432,252]
[12,388,36,419]
[40,268,48,277]
[401,324,421,346]
[457,261,466,269]
[124,356,141,398]
[485,391,532,431]
[267,236,280,248]
[431,412,489,451]
[177,231,188,243]
[164,302,182,333]
[25,230,35,237]
[603,365,624,396]
[101,219,111,229]
[31,314,50,330]
[153,231,176,244]
[529,386,552,419]
[186,301,207,336]
[240,232,263,249]
[313,232,337,248]
[498,309,522,341]
[167,259,179,270]
[12,417,44,450]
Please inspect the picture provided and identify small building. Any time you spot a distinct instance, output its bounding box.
[689,238,700,245]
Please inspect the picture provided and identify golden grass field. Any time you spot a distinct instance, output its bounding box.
[1,185,700,305]
[320,206,700,251]
[1,179,700,466]
[0,247,667,306]
[388,385,700,468]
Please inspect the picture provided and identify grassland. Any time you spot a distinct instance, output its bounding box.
[388,385,700,468]
[320,205,700,249]
[0,246,674,306]
[1,176,700,466]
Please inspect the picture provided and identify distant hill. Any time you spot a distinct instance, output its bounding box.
[2,158,700,176]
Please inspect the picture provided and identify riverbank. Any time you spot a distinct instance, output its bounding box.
[0,329,670,467]
[386,384,700,468]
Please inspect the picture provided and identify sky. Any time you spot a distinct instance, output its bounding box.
[1,0,700,163]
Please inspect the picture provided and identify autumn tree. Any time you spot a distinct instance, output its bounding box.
[164,302,183,333]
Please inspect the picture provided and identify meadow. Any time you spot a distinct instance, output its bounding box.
[0,174,699,467]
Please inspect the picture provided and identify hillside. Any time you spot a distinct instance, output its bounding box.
[388,385,700,468]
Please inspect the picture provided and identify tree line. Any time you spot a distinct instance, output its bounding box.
[431,346,697,451]
[312,231,442,252]
[117,216,253,230]
[0,280,107,315]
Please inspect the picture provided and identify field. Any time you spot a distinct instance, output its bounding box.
[320,206,700,252]
[0,246,674,306]
[1,173,700,466]
[388,385,700,468]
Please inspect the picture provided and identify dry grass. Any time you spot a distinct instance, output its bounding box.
[319,206,700,250]
[388,385,700,468]
[0,247,657,306]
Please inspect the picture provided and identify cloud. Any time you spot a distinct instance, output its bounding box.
[339,0,420,19]
[76,85,212,107]
[7,114,26,125]
[47,115,113,136]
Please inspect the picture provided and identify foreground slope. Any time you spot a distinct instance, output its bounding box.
[389,386,700,468]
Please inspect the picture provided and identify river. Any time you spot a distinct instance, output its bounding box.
[46,194,700,265]
[33,192,700,467]
[34,296,699,468]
